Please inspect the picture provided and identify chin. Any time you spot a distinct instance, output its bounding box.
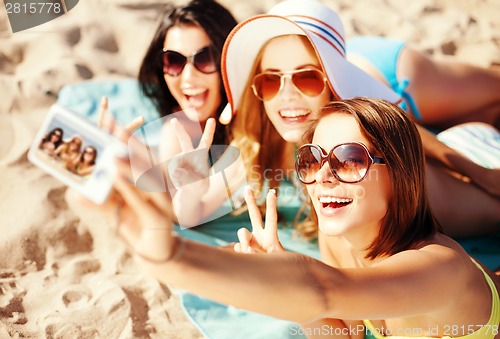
[279,130,306,144]
[184,108,212,123]
[318,219,344,237]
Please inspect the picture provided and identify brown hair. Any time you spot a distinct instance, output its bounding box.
[302,97,441,259]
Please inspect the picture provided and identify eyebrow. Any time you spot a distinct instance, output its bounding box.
[162,45,211,55]
[261,64,321,73]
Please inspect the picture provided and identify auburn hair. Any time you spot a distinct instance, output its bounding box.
[302,98,441,259]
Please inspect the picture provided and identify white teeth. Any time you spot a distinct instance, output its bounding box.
[279,109,309,118]
[319,197,353,204]
[183,88,206,96]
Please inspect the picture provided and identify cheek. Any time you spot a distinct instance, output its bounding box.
[263,101,281,127]
[208,75,222,100]
[306,186,317,207]
[359,169,391,214]
[164,76,179,94]
[309,91,332,116]
[378,169,392,203]
[262,100,274,116]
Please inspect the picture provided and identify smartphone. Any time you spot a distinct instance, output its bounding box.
[28,104,127,204]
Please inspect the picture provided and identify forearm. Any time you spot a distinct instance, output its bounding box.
[417,125,487,180]
[173,188,205,226]
[173,183,234,227]
[137,239,333,323]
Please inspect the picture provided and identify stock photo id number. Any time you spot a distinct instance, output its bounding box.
[3,0,79,32]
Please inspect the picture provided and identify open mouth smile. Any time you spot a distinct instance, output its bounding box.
[318,195,353,216]
[279,109,310,123]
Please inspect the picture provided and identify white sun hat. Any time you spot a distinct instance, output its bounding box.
[219,0,401,124]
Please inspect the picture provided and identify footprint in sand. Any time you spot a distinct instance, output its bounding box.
[41,278,131,337]
[58,257,101,284]
[0,271,28,325]
[61,287,91,309]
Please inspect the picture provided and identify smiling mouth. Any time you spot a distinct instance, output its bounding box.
[319,196,353,209]
[183,89,208,108]
[279,109,310,122]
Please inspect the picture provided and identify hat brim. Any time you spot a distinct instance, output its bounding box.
[221,15,400,115]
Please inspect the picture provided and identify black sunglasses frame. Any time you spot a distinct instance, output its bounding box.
[161,46,218,77]
[295,142,385,184]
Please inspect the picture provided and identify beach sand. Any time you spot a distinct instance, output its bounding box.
[1,0,499,337]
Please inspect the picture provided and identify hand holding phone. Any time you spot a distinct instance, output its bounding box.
[28,104,128,204]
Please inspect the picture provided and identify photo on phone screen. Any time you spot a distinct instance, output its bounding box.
[29,105,125,204]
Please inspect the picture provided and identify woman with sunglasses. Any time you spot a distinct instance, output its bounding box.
[108,97,499,338]
[128,0,240,227]
[66,146,98,177]
[39,127,64,157]
[217,0,499,237]
[55,135,83,163]
[138,0,236,154]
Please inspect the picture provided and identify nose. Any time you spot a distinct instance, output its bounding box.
[278,75,300,99]
[180,62,198,80]
[315,161,337,184]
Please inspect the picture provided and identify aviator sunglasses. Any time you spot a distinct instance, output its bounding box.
[295,142,385,184]
[162,46,218,77]
[252,69,327,101]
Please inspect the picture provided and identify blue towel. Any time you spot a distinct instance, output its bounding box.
[175,180,315,339]
[57,78,160,126]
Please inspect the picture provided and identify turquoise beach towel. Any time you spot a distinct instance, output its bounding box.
[57,79,500,339]
[174,182,317,339]
[57,78,159,126]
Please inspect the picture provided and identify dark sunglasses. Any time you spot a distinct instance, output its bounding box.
[252,69,327,101]
[161,46,217,77]
[295,142,385,184]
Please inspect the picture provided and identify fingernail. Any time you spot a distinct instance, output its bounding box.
[269,189,276,195]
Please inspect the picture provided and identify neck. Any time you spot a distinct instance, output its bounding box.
[324,222,382,268]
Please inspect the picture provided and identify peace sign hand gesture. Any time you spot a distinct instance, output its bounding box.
[167,117,216,193]
[234,187,286,254]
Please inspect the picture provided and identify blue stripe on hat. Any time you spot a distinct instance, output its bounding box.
[294,20,345,55]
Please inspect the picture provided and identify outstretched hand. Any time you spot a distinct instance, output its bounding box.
[234,187,285,254]
[113,153,180,263]
[98,96,179,261]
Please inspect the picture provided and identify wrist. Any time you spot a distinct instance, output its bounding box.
[135,236,186,265]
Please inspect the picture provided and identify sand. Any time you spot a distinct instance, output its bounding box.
[1,0,499,337]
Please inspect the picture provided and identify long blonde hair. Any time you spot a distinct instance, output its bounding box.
[230,40,289,199]
[231,36,328,200]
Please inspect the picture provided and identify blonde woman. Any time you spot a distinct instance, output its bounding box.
[55,135,83,163]
[212,0,499,237]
